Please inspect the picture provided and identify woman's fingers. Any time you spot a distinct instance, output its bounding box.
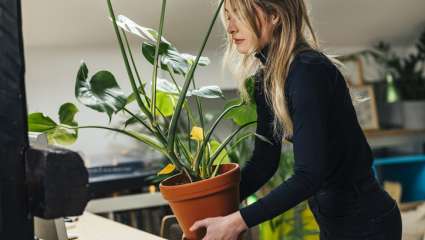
[190,218,209,232]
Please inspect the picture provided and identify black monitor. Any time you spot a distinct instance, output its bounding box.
[0,1,89,239]
[0,0,34,239]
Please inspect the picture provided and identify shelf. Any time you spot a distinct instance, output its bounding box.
[364,128,425,148]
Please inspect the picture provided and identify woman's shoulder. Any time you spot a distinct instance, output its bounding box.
[292,49,333,67]
[286,49,337,90]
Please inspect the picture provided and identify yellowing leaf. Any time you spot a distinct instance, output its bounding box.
[157,164,176,175]
[190,126,204,141]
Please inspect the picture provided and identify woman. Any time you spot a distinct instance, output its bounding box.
[189,0,402,239]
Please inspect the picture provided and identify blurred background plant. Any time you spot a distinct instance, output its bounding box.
[367,28,425,101]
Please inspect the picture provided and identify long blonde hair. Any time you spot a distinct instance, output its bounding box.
[219,0,361,141]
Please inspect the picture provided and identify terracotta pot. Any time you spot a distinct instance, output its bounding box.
[159,163,241,240]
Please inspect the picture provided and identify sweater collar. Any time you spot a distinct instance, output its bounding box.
[254,43,270,65]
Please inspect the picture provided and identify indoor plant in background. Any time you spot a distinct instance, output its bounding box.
[228,138,320,240]
[26,0,269,239]
[367,28,425,129]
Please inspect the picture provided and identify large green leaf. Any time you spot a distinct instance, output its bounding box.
[28,103,79,145]
[156,78,223,99]
[28,112,58,132]
[191,85,224,99]
[156,78,179,94]
[224,98,257,126]
[114,15,172,50]
[142,42,210,76]
[75,62,127,122]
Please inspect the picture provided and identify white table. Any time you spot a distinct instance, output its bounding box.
[66,212,166,240]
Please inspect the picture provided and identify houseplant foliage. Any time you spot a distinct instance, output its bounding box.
[27,1,271,239]
[27,0,262,183]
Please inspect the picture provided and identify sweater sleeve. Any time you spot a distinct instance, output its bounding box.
[239,60,336,228]
[239,74,283,203]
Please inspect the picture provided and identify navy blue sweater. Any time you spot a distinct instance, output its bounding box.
[238,44,375,228]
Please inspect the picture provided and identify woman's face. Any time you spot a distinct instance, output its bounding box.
[224,1,277,54]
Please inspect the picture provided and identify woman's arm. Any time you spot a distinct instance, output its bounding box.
[239,59,337,228]
[239,74,282,203]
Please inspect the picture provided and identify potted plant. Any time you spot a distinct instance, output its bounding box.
[27,0,267,239]
[367,29,425,129]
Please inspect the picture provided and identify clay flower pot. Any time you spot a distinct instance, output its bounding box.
[159,163,241,240]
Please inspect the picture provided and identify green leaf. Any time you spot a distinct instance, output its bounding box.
[209,140,230,165]
[181,53,210,66]
[142,42,210,76]
[124,112,148,127]
[126,86,149,106]
[191,85,224,99]
[156,78,223,99]
[156,77,180,95]
[28,108,79,145]
[75,62,127,122]
[59,103,78,126]
[114,15,172,50]
[46,127,78,145]
[28,112,58,132]
[245,75,256,103]
[155,91,176,117]
[224,98,257,126]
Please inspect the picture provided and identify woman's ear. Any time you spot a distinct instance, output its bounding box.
[271,14,279,25]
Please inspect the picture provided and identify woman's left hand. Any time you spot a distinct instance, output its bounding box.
[188,211,248,240]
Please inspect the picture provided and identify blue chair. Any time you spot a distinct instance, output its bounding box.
[372,154,425,202]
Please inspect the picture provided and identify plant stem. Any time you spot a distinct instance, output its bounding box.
[106,0,153,124]
[65,124,169,157]
[166,0,225,161]
[191,75,206,150]
[123,107,167,145]
[208,121,256,168]
[151,0,167,126]
[121,29,151,108]
[193,101,244,174]
[165,64,195,153]
[209,121,256,177]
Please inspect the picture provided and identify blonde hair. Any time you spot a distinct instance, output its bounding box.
[218,0,363,141]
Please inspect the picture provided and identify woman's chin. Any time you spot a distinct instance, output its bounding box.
[235,45,249,54]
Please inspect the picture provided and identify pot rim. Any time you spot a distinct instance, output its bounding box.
[159,162,240,190]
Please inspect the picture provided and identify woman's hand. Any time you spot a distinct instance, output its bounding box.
[184,211,248,240]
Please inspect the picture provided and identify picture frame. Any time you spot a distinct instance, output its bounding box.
[351,84,380,130]
[341,57,366,87]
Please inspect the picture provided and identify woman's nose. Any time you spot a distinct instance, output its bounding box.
[227,19,237,35]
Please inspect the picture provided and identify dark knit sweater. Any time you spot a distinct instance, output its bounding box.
[238,44,375,228]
